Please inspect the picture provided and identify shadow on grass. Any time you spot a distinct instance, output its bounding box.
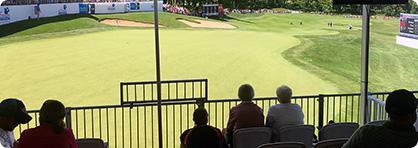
[210,15,255,24]
[0,14,99,38]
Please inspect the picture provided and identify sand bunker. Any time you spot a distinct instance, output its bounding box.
[178,19,236,29]
[100,19,163,27]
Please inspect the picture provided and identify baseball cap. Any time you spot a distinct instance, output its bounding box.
[385,89,417,116]
[0,98,32,124]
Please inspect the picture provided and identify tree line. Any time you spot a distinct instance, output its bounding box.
[166,0,418,16]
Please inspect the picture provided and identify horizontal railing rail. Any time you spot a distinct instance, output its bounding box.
[120,79,208,107]
[18,90,418,148]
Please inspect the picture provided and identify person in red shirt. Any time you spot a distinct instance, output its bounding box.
[226,84,264,146]
[18,100,77,148]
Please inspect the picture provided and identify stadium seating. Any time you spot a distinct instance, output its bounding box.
[313,138,348,148]
[257,142,305,148]
[278,125,315,148]
[233,127,272,148]
[318,122,359,141]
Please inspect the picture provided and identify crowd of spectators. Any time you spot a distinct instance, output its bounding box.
[0,87,416,148]
[0,99,76,148]
[163,4,191,15]
[180,85,418,148]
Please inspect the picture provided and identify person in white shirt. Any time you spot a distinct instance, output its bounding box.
[0,98,32,148]
[266,85,304,142]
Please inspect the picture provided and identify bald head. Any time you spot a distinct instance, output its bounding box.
[238,84,254,101]
[277,85,292,103]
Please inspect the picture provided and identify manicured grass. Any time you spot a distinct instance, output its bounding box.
[2,12,417,148]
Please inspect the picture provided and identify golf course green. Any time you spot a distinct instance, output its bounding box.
[1,11,417,148]
[1,12,417,109]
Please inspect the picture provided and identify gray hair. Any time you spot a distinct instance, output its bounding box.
[276,85,292,103]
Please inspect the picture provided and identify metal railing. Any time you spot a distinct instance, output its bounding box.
[16,83,418,148]
[120,79,208,107]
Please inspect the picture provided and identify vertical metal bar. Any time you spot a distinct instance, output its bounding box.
[222,102,225,128]
[65,108,72,129]
[313,97,316,126]
[318,95,324,129]
[126,85,129,104]
[35,113,38,127]
[83,109,86,138]
[351,96,354,122]
[153,0,163,144]
[76,110,79,139]
[307,98,310,124]
[91,109,94,138]
[114,108,117,148]
[99,109,102,139]
[360,4,371,125]
[120,83,124,105]
[172,105,175,148]
[135,85,138,102]
[122,108,125,148]
[339,96,342,122]
[166,105,168,148]
[137,107,140,148]
[144,106,147,148]
[333,96,336,122]
[129,108,132,148]
[205,80,208,101]
[345,96,348,122]
[106,108,109,145]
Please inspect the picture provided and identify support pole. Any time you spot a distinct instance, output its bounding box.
[152,0,163,147]
[360,4,370,125]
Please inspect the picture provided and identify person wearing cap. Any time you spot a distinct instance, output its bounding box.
[226,84,264,146]
[0,98,32,148]
[18,100,77,148]
[180,108,227,148]
[342,89,418,148]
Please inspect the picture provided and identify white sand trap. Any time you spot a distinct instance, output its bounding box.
[178,19,236,29]
[100,19,163,27]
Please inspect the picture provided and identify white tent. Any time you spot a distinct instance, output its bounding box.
[0,0,5,5]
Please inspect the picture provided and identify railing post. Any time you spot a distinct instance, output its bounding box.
[120,82,124,105]
[65,107,72,129]
[317,95,325,130]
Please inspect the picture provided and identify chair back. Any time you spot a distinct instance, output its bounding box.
[366,120,387,126]
[278,125,314,148]
[77,138,106,148]
[319,122,359,141]
[257,142,305,148]
[233,127,272,148]
[313,138,348,148]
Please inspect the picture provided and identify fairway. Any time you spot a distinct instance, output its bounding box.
[1,11,418,148]
[0,29,338,109]
[1,12,417,110]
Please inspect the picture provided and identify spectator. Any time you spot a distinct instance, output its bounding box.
[266,85,304,141]
[180,108,226,148]
[0,98,32,148]
[18,100,77,148]
[342,89,418,148]
[34,3,41,19]
[226,84,264,146]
